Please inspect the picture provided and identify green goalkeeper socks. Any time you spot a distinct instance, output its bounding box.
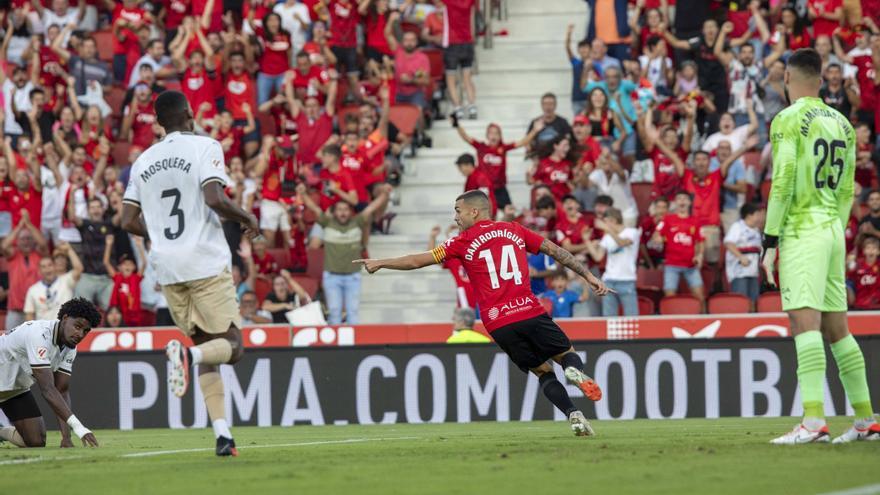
[795,331,826,418]
[830,335,875,419]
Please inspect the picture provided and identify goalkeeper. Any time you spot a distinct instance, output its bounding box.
[763,48,877,444]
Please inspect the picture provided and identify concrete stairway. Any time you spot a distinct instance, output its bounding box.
[358,0,587,323]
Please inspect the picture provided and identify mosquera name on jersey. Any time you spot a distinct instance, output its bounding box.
[0,320,75,402]
[431,220,547,331]
[122,131,233,285]
[766,96,856,238]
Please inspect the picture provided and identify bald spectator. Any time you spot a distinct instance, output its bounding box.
[446,307,490,343]
[2,211,48,329]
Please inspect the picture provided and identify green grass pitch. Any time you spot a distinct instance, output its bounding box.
[1,418,878,494]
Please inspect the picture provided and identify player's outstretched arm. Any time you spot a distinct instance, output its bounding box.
[539,238,613,296]
[203,181,260,238]
[353,252,438,273]
[32,368,98,447]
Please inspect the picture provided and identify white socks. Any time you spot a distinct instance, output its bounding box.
[212,418,232,439]
[190,346,203,365]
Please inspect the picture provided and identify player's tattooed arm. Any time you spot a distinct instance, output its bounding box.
[354,252,438,273]
[539,238,613,296]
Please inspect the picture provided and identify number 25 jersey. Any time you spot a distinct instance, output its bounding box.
[431,220,547,331]
[766,97,856,238]
[123,131,232,285]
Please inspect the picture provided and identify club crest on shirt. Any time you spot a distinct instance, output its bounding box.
[36,346,47,359]
[487,307,500,320]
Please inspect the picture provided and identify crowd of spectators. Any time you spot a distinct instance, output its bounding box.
[0,0,480,329]
[435,0,880,318]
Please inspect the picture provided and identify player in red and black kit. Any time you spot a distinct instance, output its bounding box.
[355,190,611,436]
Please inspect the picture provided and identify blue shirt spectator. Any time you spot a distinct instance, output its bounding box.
[528,253,558,294]
[541,288,580,318]
[710,156,746,210]
[585,73,637,135]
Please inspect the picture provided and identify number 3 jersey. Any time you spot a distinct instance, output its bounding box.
[766,96,856,239]
[431,220,547,331]
[123,131,232,285]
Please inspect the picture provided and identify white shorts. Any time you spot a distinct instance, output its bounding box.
[260,199,291,232]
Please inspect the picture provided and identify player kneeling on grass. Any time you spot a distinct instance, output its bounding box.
[355,190,612,436]
[0,298,101,448]
[121,91,261,457]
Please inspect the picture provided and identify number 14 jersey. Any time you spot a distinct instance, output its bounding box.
[123,131,232,285]
[765,96,856,238]
[431,220,547,331]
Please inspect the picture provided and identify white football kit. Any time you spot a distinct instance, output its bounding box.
[123,131,233,285]
[0,320,76,402]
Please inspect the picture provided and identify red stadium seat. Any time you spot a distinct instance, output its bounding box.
[106,86,127,118]
[267,248,291,269]
[636,266,663,290]
[254,277,272,304]
[707,292,750,314]
[637,295,655,315]
[630,182,653,217]
[659,295,702,315]
[306,248,324,282]
[291,275,319,298]
[760,181,771,206]
[757,291,782,313]
[139,309,156,327]
[93,30,115,62]
[422,48,444,82]
[256,111,277,137]
[400,21,421,35]
[112,142,131,167]
[388,104,421,137]
[742,151,761,169]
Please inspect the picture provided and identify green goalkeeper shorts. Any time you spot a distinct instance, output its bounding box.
[778,222,847,313]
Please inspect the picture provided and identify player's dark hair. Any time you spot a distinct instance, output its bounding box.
[740,202,762,219]
[455,190,491,211]
[787,48,823,78]
[595,195,614,207]
[154,90,190,130]
[535,196,557,211]
[58,297,102,329]
[455,153,476,167]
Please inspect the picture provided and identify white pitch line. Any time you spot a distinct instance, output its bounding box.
[120,436,422,458]
[818,484,880,495]
[0,455,82,466]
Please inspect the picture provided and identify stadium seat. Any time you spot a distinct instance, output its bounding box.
[707,292,750,314]
[636,267,663,290]
[760,181,771,206]
[139,309,156,327]
[422,48,444,82]
[637,295,655,315]
[106,86,127,118]
[267,248,291,270]
[291,275,319,298]
[306,248,324,282]
[112,142,131,167]
[400,21,421,35]
[630,182,653,217]
[757,291,782,313]
[93,31,115,62]
[256,111,277,137]
[742,151,761,169]
[388,104,421,137]
[659,295,702,315]
[254,277,272,303]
